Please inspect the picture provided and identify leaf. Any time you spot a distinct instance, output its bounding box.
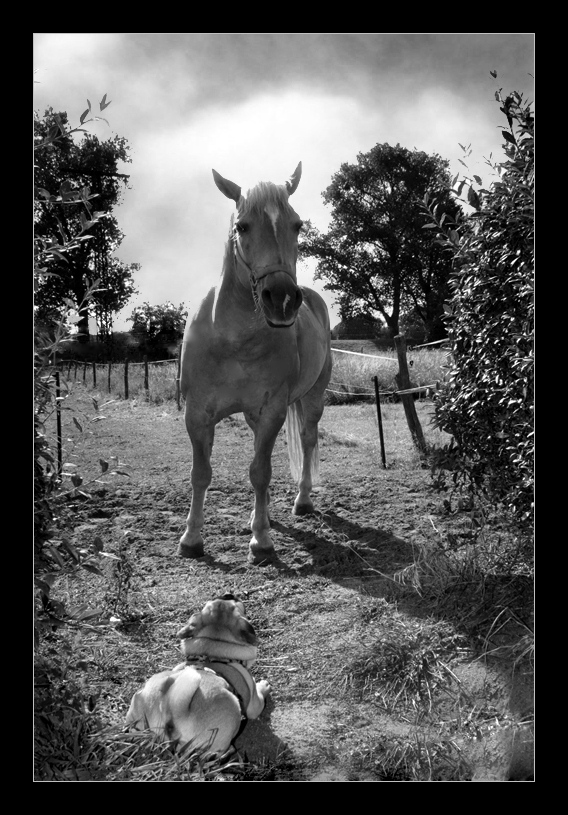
[47,545,66,568]
[66,604,102,621]
[82,563,104,576]
[93,536,105,552]
[490,69,497,78]
[73,417,83,433]
[473,175,482,185]
[467,187,481,209]
[79,108,90,125]
[99,94,112,110]
[99,458,109,473]
[71,474,83,487]
[59,537,80,562]
[502,130,516,144]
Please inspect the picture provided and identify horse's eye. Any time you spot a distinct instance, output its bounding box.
[236,222,248,234]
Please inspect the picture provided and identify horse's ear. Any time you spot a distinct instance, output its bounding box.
[212,169,242,203]
[286,162,302,196]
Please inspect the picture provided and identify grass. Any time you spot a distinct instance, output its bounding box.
[320,401,451,468]
[62,358,180,404]
[327,346,449,404]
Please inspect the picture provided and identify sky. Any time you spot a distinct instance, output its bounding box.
[33,33,534,332]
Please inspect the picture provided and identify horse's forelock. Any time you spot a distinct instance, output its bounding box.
[241,182,292,216]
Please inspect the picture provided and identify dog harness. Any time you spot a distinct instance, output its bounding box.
[186,658,253,738]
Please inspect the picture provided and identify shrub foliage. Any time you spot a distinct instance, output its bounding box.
[425,84,534,531]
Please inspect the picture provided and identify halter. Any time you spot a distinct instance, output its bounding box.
[231,224,296,308]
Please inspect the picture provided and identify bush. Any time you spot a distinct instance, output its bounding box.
[425,85,534,536]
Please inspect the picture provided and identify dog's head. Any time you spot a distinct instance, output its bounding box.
[177,593,258,666]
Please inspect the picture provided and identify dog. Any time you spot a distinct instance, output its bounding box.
[125,594,271,756]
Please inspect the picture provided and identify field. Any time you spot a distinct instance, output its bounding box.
[35,351,534,782]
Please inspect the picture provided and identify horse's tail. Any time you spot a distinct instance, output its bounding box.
[285,401,320,486]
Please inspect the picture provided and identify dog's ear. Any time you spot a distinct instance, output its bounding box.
[176,622,195,639]
[176,609,203,640]
[239,618,258,646]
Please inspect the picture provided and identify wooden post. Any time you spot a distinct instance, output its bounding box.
[124,359,129,400]
[92,362,97,388]
[176,344,182,411]
[144,355,149,399]
[372,376,387,468]
[83,361,87,383]
[394,334,427,456]
[108,362,112,394]
[55,370,62,475]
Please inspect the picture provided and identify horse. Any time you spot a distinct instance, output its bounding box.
[178,162,332,563]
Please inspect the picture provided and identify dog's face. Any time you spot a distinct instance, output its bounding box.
[177,593,259,666]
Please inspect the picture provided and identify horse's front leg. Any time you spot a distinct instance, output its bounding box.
[247,411,286,564]
[178,410,216,558]
[292,374,328,516]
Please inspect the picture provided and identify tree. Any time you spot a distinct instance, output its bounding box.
[300,144,460,341]
[128,302,188,358]
[425,83,534,533]
[34,108,138,340]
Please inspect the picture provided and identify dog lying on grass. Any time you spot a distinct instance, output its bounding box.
[126,594,271,756]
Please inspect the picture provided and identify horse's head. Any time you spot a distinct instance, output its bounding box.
[213,163,304,328]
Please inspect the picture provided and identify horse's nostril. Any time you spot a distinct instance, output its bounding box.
[262,290,273,306]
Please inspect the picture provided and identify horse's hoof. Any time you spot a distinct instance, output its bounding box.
[248,543,276,565]
[177,542,204,559]
[292,501,314,516]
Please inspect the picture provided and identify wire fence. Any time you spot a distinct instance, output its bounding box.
[53,345,440,403]
[51,337,440,471]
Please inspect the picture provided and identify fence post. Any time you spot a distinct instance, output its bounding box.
[92,362,97,388]
[372,376,387,468]
[108,361,112,394]
[124,359,129,400]
[83,361,87,383]
[394,334,427,456]
[144,355,149,400]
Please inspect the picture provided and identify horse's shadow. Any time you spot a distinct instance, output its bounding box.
[271,509,415,575]
[191,508,415,585]
[234,695,291,768]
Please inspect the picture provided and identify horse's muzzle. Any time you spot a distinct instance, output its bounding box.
[258,271,303,327]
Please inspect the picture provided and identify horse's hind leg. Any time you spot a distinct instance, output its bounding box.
[178,413,215,558]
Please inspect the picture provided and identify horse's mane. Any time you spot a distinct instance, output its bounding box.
[240,181,292,215]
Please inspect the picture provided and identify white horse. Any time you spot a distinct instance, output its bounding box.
[179,163,331,563]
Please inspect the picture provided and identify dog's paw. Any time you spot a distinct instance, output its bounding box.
[257,679,271,699]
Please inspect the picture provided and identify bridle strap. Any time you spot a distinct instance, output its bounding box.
[232,229,295,294]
